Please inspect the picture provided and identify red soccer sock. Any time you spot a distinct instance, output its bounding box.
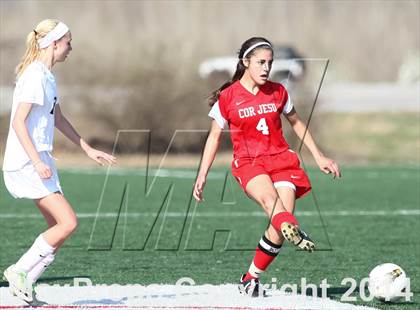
[271,211,299,231]
[243,235,282,281]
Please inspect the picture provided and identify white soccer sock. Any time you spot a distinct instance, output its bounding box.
[13,234,55,273]
[27,253,55,283]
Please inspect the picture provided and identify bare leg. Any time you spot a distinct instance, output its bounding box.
[265,186,296,244]
[34,193,78,248]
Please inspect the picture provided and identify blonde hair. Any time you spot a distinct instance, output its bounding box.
[15,19,60,78]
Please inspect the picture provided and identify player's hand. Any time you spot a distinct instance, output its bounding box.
[193,175,206,202]
[86,148,117,166]
[316,156,341,179]
[34,161,52,179]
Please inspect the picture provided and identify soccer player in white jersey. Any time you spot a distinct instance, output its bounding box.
[2,19,116,305]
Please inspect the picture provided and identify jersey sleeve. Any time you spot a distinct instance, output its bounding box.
[16,71,45,106]
[280,84,294,115]
[282,94,294,115]
[208,101,228,129]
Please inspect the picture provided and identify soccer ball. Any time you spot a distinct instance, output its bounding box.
[368,263,408,302]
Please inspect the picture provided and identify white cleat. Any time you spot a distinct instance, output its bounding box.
[281,222,316,252]
[3,265,33,303]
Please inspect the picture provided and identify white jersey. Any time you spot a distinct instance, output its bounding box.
[3,61,59,171]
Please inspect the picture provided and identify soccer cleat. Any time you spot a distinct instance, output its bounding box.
[281,222,316,252]
[3,265,33,303]
[238,274,266,297]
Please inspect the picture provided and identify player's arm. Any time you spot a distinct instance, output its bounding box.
[54,105,116,166]
[193,120,223,202]
[12,102,52,179]
[285,108,341,178]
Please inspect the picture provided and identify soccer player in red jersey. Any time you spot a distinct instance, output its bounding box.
[193,37,341,297]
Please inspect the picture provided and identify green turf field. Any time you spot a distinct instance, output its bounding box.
[0,166,418,309]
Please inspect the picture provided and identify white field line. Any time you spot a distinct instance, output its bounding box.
[0,209,419,219]
[60,167,419,180]
[0,285,379,310]
[62,168,223,179]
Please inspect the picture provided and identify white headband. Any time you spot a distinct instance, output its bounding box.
[37,22,69,49]
[242,42,272,58]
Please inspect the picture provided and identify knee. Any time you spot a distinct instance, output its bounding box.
[259,193,278,212]
[62,217,78,236]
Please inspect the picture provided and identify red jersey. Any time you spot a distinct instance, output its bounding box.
[209,80,293,159]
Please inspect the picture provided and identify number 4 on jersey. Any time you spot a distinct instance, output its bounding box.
[256,118,269,135]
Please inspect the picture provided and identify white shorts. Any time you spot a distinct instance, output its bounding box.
[3,151,62,199]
